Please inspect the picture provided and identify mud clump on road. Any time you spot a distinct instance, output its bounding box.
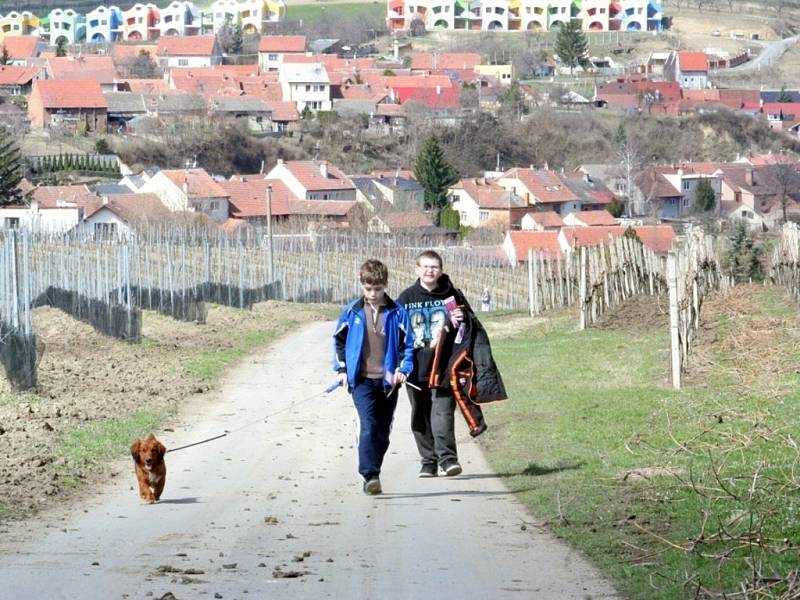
[0,302,335,523]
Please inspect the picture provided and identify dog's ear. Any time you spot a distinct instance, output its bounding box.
[156,440,167,462]
[130,439,141,462]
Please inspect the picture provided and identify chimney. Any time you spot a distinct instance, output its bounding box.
[102,196,109,205]
[319,162,328,178]
[745,167,753,186]
[435,85,441,95]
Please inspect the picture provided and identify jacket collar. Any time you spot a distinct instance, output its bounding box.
[352,294,399,313]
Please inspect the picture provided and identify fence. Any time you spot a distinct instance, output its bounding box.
[769,222,800,306]
[578,234,665,330]
[0,231,37,389]
[666,228,728,389]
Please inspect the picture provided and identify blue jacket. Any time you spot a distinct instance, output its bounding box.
[333,295,415,390]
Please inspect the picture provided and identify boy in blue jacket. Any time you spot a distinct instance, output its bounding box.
[333,259,415,495]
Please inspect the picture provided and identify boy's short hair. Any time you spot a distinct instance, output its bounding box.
[360,259,389,286]
[416,250,443,268]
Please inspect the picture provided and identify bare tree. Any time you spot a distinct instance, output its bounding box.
[615,138,647,217]
[770,163,800,223]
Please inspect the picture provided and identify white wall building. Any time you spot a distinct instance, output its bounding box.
[278,62,331,112]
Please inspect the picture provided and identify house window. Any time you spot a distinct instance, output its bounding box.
[178,58,189,66]
[4,217,20,229]
[479,210,489,222]
[459,211,467,222]
[94,222,117,238]
[305,84,311,91]
[268,53,278,60]
[742,210,753,218]
[208,200,219,211]
[682,180,690,191]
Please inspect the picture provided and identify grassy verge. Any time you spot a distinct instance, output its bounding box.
[286,2,385,22]
[186,330,278,381]
[480,286,800,599]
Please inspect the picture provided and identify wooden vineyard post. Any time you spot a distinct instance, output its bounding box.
[667,252,681,389]
[579,246,587,331]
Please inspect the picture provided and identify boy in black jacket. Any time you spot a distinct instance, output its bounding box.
[397,250,467,478]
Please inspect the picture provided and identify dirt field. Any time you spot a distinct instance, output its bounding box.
[0,301,336,522]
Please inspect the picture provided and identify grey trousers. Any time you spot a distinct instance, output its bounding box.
[407,384,458,467]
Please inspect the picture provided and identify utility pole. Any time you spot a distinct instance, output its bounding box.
[265,184,274,282]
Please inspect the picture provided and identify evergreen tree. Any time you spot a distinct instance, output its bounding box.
[438,206,461,230]
[0,127,23,205]
[0,44,11,65]
[726,221,763,282]
[218,16,243,55]
[55,38,67,57]
[778,83,792,103]
[414,135,458,212]
[554,21,587,75]
[606,196,625,217]
[129,50,158,79]
[693,178,716,212]
[613,122,627,147]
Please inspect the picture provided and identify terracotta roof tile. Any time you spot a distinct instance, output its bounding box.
[32,184,96,208]
[570,210,617,226]
[0,65,40,85]
[85,193,170,222]
[1,36,42,59]
[46,56,117,83]
[32,79,106,108]
[219,177,294,217]
[501,168,579,204]
[522,211,564,228]
[258,35,306,53]
[454,178,525,209]
[678,52,708,72]
[283,161,355,191]
[409,52,481,71]
[160,169,230,198]
[633,225,676,253]
[157,35,217,57]
[507,231,562,259]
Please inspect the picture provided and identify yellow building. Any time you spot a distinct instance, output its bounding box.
[0,11,39,42]
[475,63,515,85]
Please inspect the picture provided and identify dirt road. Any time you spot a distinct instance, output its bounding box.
[0,321,619,599]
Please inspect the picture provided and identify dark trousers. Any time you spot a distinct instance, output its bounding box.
[406,385,457,467]
[351,377,399,480]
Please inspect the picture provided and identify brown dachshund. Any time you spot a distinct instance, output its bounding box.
[130,433,167,504]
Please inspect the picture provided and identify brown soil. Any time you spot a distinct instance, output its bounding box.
[0,301,336,522]
[592,292,670,333]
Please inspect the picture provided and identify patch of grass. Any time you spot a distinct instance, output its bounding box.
[57,409,167,465]
[481,288,800,599]
[286,2,385,22]
[186,330,277,381]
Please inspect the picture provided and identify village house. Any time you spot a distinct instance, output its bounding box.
[76,193,172,238]
[156,35,222,68]
[258,35,306,72]
[448,177,527,229]
[496,167,582,217]
[278,62,331,112]
[46,56,120,92]
[264,159,356,201]
[27,79,108,132]
[0,64,45,96]
[562,210,618,227]
[138,168,230,223]
[368,211,454,242]
[664,51,709,90]
[502,230,563,266]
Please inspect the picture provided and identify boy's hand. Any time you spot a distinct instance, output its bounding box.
[336,372,348,387]
[393,371,407,385]
[451,306,465,322]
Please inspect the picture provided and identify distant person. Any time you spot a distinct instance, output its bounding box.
[333,259,415,495]
[480,287,492,312]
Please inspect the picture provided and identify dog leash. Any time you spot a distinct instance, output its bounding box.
[165,381,420,455]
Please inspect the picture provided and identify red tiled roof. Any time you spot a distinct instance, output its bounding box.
[46,56,117,83]
[32,184,96,208]
[501,168,580,204]
[400,86,460,109]
[282,161,355,191]
[678,52,708,72]
[560,226,625,248]
[634,80,681,102]
[377,211,433,228]
[571,210,617,226]
[375,103,404,116]
[633,225,676,253]
[746,152,798,166]
[636,169,681,198]
[111,44,158,64]
[157,35,217,57]
[369,169,415,180]
[507,231,562,259]
[289,199,356,216]
[219,177,294,218]
[160,169,230,198]
[122,78,170,94]
[1,36,42,59]
[258,35,306,53]
[265,100,299,121]
[222,217,247,231]
[385,75,453,90]
[85,193,170,222]
[523,211,564,227]
[409,53,481,71]
[0,65,40,85]
[32,79,107,108]
[454,178,524,209]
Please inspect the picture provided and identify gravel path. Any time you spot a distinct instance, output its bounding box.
[0,321,620,599]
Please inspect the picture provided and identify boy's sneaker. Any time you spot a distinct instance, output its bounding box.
[418,464,438,478]
[363,477,382,495]
[439,460,462,477]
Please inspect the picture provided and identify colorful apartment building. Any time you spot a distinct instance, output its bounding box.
[86,5,123,43]
[387,0,663,31]
[209,0,286,34]
[44,9,87,45]
[0,11,39,42]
